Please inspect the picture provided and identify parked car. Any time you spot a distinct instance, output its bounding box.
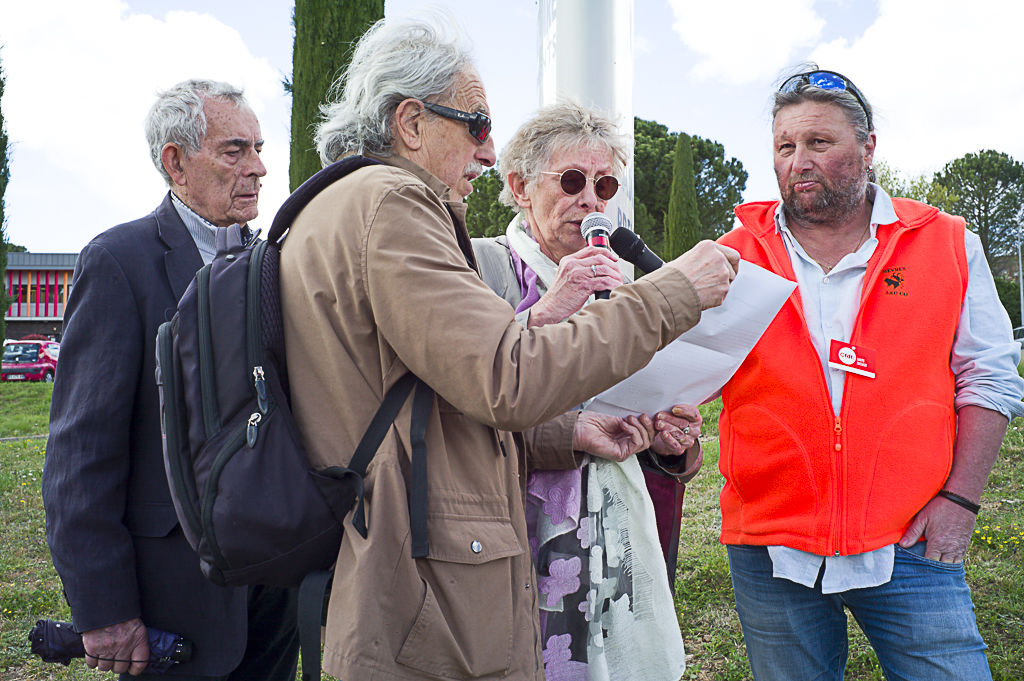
[1014,326,1024,351]
[1,339,60,382]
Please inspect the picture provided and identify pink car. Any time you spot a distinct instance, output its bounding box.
[2,340,60,383]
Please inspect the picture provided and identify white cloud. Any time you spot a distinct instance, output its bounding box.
[0,0,290,252]
[667,0,825,85]
[809,0,1024,178]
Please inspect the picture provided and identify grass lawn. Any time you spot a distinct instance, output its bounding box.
[1,384,1021,679]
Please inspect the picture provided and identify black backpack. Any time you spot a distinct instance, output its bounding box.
[155,156,434,678]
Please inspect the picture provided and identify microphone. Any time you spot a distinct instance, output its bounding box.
[581,212,613,299]
[609,229,665,274]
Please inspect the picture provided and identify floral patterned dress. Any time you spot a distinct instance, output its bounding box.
[498,216,687,681]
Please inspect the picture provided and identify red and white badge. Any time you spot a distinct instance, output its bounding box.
[828,339,876,379]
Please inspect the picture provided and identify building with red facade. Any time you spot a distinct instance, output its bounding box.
[4,252,78,340]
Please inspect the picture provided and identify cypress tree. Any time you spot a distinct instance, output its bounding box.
[1,49,11,338]
[289,0,384,191]
[663,133,701,260]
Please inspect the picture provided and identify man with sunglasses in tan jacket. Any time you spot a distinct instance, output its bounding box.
[279,13,738,681]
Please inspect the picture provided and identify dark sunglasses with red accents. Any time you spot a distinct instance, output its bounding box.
[541,168,619,201]
[421,102,492,143]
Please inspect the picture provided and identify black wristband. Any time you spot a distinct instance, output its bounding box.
[936,489,981,515]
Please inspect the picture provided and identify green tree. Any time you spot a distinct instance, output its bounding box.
[932,150,1024,265]
[289,0,383,191]
[634,117,746,257]
[465,168,515,239]
[1,49,11,339]
[664,133,700,260]
[874,159,958,214]
[633,118,676,255]
[691,136,748,239]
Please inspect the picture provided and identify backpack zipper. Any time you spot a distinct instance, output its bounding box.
[157,322,203,543]
[196,265,220,439]
[253,367,268,414]
[202,403,276,571]
[246,241,268,412]
[246,412,262,448]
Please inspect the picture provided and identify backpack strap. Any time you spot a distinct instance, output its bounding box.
[322,373,432,559]
[408,379,434,558]
[215,222,248,256]
[267,155,383,245]
[298,569,333,681]
[269,155,435,556]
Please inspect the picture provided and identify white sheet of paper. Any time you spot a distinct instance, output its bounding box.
[586,260,797,418]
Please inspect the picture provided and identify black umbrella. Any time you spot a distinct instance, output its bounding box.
[28,619,193,674]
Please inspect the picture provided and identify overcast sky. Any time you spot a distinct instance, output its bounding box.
[2,0,1022,254]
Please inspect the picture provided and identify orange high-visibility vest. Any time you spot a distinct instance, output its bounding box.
[717,198,968,556]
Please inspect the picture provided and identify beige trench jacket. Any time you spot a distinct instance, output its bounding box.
[279,153,701,681]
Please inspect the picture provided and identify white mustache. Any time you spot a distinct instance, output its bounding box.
[464,162,484,179]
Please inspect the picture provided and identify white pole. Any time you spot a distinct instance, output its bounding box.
[538,0,635,239]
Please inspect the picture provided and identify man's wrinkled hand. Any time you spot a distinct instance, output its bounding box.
[899,495,978,563]
[572,412,653,463]
[82,617,150,676]
[667,241,740,310]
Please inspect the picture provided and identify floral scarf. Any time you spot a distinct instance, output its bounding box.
[506,214,687,681]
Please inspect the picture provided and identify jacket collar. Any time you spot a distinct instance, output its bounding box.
[364,151,452,201]
[155,192,204,301]
[363,151,476,270]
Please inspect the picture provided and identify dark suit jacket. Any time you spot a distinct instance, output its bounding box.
[43,194,248,675]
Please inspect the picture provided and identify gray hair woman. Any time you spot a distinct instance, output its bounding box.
[472,100,701,680]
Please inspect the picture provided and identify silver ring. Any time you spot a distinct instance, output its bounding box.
[591,264,598,276]
[683,426,690,435]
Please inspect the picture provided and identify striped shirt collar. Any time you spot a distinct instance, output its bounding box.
[169,191,252,264]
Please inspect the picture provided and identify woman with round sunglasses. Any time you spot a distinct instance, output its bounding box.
[472,100,700,681]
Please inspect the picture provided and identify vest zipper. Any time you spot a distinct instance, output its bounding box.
[832,415,843,556]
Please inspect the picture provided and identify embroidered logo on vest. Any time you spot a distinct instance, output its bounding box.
[883,267,908,297]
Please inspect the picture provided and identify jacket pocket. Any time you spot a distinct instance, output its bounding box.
[396,516,522,679]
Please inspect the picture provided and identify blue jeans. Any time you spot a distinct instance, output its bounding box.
[727,543,991,681]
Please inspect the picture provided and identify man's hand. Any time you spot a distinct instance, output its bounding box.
[649,404,702,457]
[572,412,653,463]
[898,406,1009,563]
[666,241,740,310]
[529,246,623,327]
[899,496,978,563]
[82,617,150,676]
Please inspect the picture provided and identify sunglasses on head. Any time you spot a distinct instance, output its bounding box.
[779,70,872,130]
[541,168,619,201]
[421,101,492,143]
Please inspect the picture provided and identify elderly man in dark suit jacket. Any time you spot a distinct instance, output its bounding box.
[43,79,298,679]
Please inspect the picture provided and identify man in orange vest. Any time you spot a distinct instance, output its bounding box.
[716,65,1024,680]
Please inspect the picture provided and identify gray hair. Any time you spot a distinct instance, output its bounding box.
[498,100,630,209]
[772,63,873,144]
[315,12,474,165]
[145,79,249,185]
